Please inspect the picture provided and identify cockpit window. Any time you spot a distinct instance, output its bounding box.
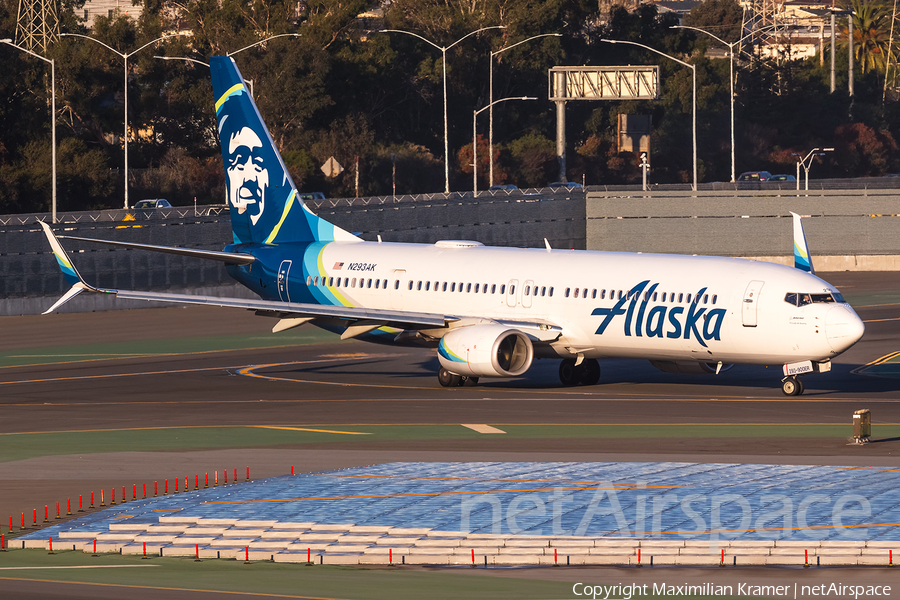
[784,292,843,306]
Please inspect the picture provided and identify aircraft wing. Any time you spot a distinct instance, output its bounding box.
[111,288,448,328]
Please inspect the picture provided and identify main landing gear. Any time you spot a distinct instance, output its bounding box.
[438,367,478,387]
[781,376,805,396]
[559,358,601,387]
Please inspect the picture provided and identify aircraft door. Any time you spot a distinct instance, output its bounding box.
[391,269,405,310]
[742,280,764,327]
[277,260,292,302]
[522,279,534,308]
[506,279,519,307]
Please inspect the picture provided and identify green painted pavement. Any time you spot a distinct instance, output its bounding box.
[0,549,771,600]
[3,424,898,464]
[0,329,337,368]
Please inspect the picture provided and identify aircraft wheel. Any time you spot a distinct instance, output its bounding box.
[438,368,458,387]
[580,359,601,386]
[461,376,479,387]
[559,359,580,386]
[781,377,804,396]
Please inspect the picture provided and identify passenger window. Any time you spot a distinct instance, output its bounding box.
[394,281,399,290]
[491,284,496,294]
[313,276,319,286]
[601,290,606,300]
[524,286,530,296]
[344,278,349,287]
[549,287,554,297]
[306,276,312,286]
[408,281,413,290]
[483,284,488,294]
[475,284,480,293]
[417,281,422,291]
[374,279,380,289]
[566,288,571,298]
[542,286,547,297]
[451,282,456,292]
[383,279,388,288]
[510,285,515,295]
[351,278,357,288]
[703,294,708,304]
[678,293,683,302]
[442,282,448,292]
[687,294,692,303]
[434,281,439,291]
[501,285,506,295]
[573,288,578,298]
[336,278,341,288]
[425,282,431,291]
[368,279,373,288]
[467,283,472,293]
[653,292,657,302]
[712,294,717,304]
[592,289,597,299]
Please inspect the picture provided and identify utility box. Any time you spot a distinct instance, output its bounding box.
[852,409,871,443]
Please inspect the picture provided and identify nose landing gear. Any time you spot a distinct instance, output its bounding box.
[781,376,805,396]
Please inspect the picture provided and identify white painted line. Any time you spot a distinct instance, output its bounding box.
[461,424,506,434]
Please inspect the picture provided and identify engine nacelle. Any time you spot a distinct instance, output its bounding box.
[438,325,534,378]
[649,360,734,375]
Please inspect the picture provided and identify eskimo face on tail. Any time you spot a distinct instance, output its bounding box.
[217,96,280,230]
[223,119,269,225]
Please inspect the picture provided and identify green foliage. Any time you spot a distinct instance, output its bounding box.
[2,0,900,214]
[507,133,556,187]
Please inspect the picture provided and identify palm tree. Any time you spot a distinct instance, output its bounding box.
[839,0,894,74]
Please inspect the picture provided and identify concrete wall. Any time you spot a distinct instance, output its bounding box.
[0,192,586,316]
[586,189,900,269]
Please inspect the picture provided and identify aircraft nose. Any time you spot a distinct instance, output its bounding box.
[825,305,865,353]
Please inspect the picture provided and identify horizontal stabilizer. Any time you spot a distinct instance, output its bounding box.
[59,235,255,265]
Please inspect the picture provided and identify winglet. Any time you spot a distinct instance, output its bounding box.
[790,212,815,275]
[39,221,101,314]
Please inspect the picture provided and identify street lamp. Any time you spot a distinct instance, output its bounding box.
[227,33,300,56]
[381,26,505,194]
[1,38,57,222]
[671,25,779,183]
[601,39,697,191]
[473,96,537,194]
[489,33,561,187]
[60,31,192,209]
[795,147,833,190]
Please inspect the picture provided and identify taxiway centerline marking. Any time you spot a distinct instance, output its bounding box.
[255,426,371,435]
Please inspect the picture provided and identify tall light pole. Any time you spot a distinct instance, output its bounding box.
[473,96,536,194]
[795,147,834,190]
[1,38,56,222]
[381,26,505,194]
[602,39,697,191]
[672,25,779,183]
[60,32,192,209]
[489,33,561,188]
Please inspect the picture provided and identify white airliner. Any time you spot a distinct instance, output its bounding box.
[40,57,864,396]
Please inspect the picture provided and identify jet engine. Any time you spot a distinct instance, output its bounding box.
[649,360,734,375]
[438,324,534,378]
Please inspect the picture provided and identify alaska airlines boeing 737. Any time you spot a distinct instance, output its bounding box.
[40,56,865,395]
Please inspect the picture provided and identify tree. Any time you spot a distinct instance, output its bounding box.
[683,0,743,43]
[839,0,893,75]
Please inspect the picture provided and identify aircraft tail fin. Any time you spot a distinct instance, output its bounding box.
[790,212,815,275]
[209,56,359,245]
